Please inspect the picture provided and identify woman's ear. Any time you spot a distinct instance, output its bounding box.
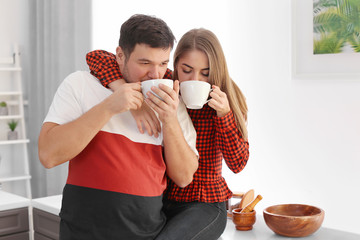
[116,46,125,67]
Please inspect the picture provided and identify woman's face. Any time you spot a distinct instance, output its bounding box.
[176,49,209,83]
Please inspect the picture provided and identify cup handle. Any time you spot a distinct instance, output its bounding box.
[206,89,213,103]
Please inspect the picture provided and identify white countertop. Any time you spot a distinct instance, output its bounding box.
[0,190,31,211]
[3,192,360,240]
[31,194,62,215]
[220,215,360,240]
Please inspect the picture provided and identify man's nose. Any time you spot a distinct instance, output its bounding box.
[148,66,160,79]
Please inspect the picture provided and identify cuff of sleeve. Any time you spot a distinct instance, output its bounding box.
[98,68,123,88]
[213,110,236,130]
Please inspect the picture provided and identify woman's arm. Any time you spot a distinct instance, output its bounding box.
[86,50,173,86]
[86,50,123,88]
[208,85,249,172]
[215,110,249,173]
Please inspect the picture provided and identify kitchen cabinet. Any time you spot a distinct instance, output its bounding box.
[32,195,61,240]
[32,209,59,240]
[0,208,29,240]
[0,191,30,240]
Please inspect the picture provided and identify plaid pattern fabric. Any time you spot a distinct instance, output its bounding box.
[164,104,249,202]
[85,50,250,203]
[86,50,123,87]
[86,50,172,87]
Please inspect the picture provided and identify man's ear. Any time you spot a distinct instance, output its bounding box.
[116,46,125,67]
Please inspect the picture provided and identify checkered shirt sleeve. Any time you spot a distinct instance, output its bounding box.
[214,110,249,173]
[86,50,123,87]
[86,50,173,88]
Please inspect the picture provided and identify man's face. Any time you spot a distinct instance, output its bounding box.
[116,44,171,83]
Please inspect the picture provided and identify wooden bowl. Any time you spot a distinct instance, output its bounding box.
[232,208,256,231]
[263,204,325,237]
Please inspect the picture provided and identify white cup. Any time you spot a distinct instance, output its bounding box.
[141,79,174,100]
[180,80,212,109]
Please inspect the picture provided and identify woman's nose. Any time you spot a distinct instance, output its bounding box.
[192,72,207,81]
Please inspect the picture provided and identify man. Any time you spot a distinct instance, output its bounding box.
[38,14,198,240]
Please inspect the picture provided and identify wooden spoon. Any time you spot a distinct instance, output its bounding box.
[238,189,255,209]
[227,189,254,218]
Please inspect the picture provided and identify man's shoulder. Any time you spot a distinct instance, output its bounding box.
[64,71,95,82]
[62,71,101,88]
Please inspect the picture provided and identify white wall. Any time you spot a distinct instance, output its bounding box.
[2,0,359,234]
[0,0,28,55]
[93,0,360,234]
[0,0,31,196]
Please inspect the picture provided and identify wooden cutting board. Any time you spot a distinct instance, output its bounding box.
[239,189,255,209]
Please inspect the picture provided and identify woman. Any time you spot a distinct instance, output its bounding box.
[86,28,249,240]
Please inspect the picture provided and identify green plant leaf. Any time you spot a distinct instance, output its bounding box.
[8,120,18,131]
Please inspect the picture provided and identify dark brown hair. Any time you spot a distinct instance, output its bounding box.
[118,14,175,58]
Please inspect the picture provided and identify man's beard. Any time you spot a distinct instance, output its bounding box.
[121,64,131,83]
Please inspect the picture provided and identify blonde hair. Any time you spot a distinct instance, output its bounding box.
[173,28,248,141]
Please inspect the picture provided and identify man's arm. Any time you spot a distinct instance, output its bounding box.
[38,81,143,169]
[86,50,162,137]
[162,117,198,188]
[146,81,198,188]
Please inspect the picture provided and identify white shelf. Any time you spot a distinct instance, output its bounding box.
[0,139,29,145]
[0,174,31,183]
[0,57,14,65]
[0,100,27,106]
[0,91,22,96]
[0,115,22,120]
[0,67,21,72]
[0,44,32,211]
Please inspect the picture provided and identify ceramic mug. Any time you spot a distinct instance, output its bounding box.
[180,80,212,109]
[141,79,174,100]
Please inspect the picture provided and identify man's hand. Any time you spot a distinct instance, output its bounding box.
[145,80,180,124]
[105,82,143,114]
[108,79,161,137]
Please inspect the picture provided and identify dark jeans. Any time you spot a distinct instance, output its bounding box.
[155,200,227,240]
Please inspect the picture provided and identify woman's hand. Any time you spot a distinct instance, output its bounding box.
[130,103,161,138]
[208,85,231,117]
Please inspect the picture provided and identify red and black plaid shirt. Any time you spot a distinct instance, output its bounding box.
[86,50,250,203]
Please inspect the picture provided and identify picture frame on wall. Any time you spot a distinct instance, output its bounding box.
[291,0,360,79]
